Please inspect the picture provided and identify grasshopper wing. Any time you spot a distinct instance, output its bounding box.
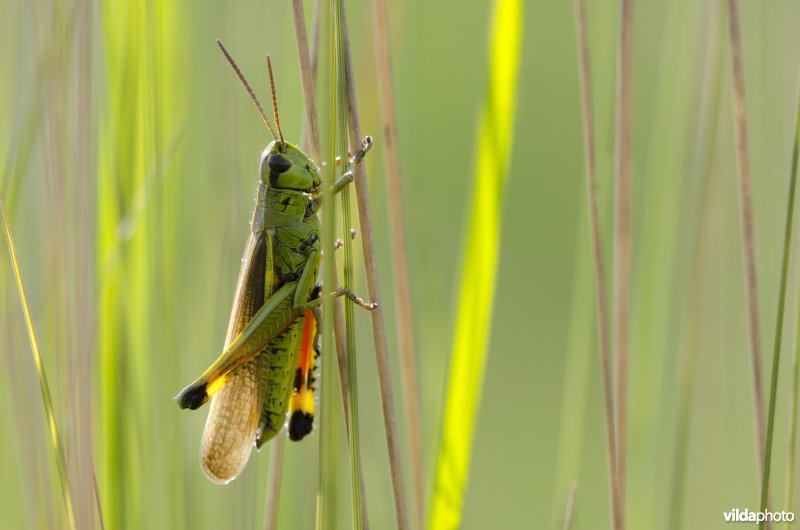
[177,231,303,483]
[198,231,267,483]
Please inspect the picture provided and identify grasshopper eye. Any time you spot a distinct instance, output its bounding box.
[268,153,292,174]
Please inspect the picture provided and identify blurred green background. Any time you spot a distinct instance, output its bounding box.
[2,0,800,529]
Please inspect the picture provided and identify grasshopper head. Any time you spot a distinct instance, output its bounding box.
[260,141,321,193]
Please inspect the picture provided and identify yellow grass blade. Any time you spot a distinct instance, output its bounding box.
[428,0,523,527]
[0,198,76,530]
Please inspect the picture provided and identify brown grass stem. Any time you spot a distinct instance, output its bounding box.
[340,4,410,529]
[309,0,321,85]
[292,0,322,161]
[573,0,621,528]
[726,0,767,485]
[76,1,100,527]
[92,462,106,530]
[264,435,285,530]
[613,0,633,524]
[371,0,425,526]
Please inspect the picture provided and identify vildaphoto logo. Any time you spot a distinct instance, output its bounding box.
[723,508,795,523]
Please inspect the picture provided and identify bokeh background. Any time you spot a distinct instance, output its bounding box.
[2,0,800,529]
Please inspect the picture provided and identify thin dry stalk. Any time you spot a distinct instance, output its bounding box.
[726,0,766,481]
[75,0,100,526]
[371,0,425,526]
[291,2,370,528]
[613,0,633,523]
[309,0,321,84]
[562,483,578,530]
[292,0,322,161]
[574,0,621,528]
[264,435,285,530]
[91,463,105,530]
[340,5,410,529]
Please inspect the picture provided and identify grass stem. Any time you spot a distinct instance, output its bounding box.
[787,228,800,518]
[1,198,76,530]
[573,0,620,528]
[293,1,371,527]
[789,99,800,509]
[613,0,633,525]
[726,0,767,486]
[292,0,322,162]
[333,0,367,525]
[263,436,285,530]
[317,0,339,522]
[92,462,105,530]
[562,483,578,530]
[371,0,426,526]
[339,3,410,528]
[761,65,800,530]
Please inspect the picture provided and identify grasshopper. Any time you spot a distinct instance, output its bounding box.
[176,40,374,484]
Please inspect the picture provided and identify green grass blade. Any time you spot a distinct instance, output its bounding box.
[788,271,800,518]
[427,0,523,527]
[0,198,76,530]
[317,0,340,526]
[765,69,800,527]
[331,0,367,526]
[334,15,365,530]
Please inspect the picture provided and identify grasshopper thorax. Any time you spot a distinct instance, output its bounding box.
[260,140,321,193]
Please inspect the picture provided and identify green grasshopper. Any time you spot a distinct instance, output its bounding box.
[176,40,374,484]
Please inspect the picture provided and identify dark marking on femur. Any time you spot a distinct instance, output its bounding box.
[288,410,314,441]
[176,384,208,410]
[293,368,304,391]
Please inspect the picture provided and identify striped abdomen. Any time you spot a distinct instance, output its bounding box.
[255,315,305,447]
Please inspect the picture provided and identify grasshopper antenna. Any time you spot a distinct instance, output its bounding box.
[216,39,278,140]
[266,54,285,147]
